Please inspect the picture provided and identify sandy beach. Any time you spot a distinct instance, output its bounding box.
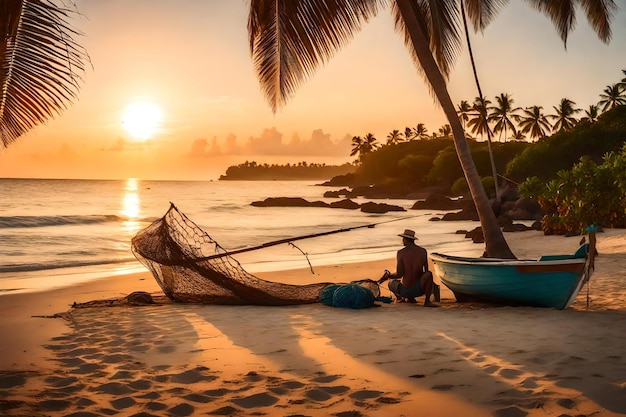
[1,230,626,417]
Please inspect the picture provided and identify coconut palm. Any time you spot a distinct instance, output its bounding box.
[518,106,552,141]
[619,69,626,90]
[413,123,428,140]
[456,100,472,130]
[580,104,600,124]
[438,124,452,139]
[386,129,404,145]
[510,131,526,141]
[404,126,415,141]
[489,93,520,142]
[351,132,379,161]
[0,0,89,148]
[598,84,626,112]
[550,98,580,132]
[247,0,616,259]
[467,97,492,140]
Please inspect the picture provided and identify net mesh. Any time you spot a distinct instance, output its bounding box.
[131,204,333,305]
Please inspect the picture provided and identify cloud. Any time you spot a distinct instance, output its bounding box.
[188,137,222,157]
[187,127,352,158]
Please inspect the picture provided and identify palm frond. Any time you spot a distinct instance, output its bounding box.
[0,0,89,148]
[248,0,383,113]
[525,0,616,46]
[578,0,616,43]
[391,0,462,81]
[463,0,509,32]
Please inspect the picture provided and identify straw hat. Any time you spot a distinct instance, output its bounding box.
[398,229,417,240]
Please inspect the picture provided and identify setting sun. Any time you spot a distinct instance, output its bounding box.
[122,102,163,140]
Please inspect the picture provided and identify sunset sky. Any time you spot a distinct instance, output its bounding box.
[0,1,624,181]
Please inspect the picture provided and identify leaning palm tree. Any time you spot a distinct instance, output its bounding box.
[580,104,600,124]
[550,98,580,133]
[518,106,552,142]
[598,84,626,112]
[1,0,89,148]
[247,0,616,259]
[489,93,520,142]
[386,129,404,145]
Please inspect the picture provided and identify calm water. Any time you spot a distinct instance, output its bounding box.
[0,178,484,294]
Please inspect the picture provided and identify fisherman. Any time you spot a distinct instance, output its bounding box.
[379,229,439,307]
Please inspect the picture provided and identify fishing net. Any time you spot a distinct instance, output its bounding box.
[131,203,334,305]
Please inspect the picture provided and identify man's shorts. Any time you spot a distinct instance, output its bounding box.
[388,279,424,298]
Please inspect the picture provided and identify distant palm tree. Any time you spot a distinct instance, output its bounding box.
[550,98,580,132]
[413,123,428,140]
[362,133,379,153]
[456,100,472,130]
[350,135,364,160]
[386,129,404,145]
[1,0,89,148]
[404,127,415,141]
[438,124,452,139]
[598,84,626,112]
[510,131,526,141]
[467,97,492,140]
[518,106,552,141]
[580,104,600,124]
[489,93,520,142]
[350,133,379,162]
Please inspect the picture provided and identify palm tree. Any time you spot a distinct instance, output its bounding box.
[456,100,472,130]
[1,0,89,148]
[580,104,600,124]
[598,84,626,112]
[510,131,526,141]
[550,98,580,132]
[467,97,492,140]
[489,93,520,142]
[247,1,616,259]
[413,123,428,140]
[518,106,552,141]
[438,124,452,139]
[349,135,364,161]
[403,127,415,141]
[386,129,404,145]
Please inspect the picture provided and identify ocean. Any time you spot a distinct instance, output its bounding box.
[0,178,484,294]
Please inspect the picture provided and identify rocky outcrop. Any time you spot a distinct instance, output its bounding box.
[251,197,328,208]
[250,197,404,214]
[360,202,406,214]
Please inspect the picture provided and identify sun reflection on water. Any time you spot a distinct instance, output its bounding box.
[121,178,141,235]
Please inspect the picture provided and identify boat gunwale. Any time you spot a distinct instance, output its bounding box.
[429,252,586,267]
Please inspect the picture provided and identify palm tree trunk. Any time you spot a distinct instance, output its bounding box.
[395,0,515,259]
[460,0,500,203]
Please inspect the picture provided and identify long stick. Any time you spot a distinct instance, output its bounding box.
[193,214,421,262]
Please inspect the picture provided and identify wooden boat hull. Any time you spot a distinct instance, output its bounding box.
[430,246,589,309]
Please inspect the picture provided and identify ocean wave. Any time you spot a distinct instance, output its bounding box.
[0,257,137,274]
[0,214,142,229]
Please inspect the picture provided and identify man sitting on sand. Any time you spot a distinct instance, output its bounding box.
[379,229,438,307]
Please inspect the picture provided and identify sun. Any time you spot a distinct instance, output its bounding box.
[122,102,163,140]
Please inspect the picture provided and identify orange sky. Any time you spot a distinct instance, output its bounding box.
[0,1,624,180]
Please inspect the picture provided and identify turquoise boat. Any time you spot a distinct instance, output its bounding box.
[430,244,591,309]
